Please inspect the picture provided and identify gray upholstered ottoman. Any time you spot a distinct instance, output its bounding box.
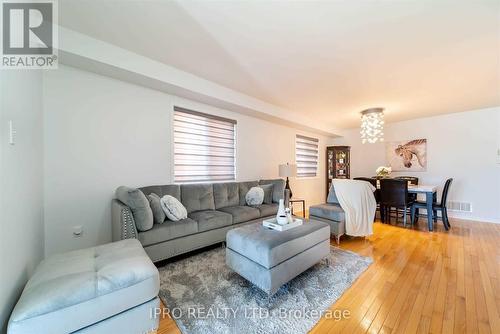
[226,220,330,296]
[8,239,160,334]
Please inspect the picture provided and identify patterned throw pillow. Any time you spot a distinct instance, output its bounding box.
[160,195,188,221]
[246,187,265,206]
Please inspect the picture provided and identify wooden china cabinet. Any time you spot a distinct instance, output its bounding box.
[326,146,351,195]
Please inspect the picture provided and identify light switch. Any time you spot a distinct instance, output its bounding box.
[73,226,83,237]
[9,121,16,145]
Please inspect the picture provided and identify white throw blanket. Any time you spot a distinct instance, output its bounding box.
[332,179,377,236]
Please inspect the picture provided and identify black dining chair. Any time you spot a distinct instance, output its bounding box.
[379,178,414,227]
[394,176,419,202]
[411,178,453,230]
[354,177,382,220]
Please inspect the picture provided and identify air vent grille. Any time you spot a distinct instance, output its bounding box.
[447,201,472,212]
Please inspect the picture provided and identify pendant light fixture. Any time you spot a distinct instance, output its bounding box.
[360,108,384,144]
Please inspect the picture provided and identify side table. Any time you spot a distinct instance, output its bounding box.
[289,198,306,218]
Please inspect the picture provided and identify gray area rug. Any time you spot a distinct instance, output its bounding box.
[158,246,372,334]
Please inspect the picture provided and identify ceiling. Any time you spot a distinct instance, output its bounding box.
[59,0,500,129]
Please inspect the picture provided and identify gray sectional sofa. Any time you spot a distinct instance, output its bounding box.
[112,179,288,262]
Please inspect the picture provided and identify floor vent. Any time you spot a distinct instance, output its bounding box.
[447,201,472,212]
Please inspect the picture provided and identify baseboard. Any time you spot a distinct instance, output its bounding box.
[409,208,499,224]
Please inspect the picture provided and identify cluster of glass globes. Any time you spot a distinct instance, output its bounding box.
[360,108,384,144]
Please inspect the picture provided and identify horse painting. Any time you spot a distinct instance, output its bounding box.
[386,139,427,171]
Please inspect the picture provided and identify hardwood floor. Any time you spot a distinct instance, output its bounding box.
[156,218,500,334]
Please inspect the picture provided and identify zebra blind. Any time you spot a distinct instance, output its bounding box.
[295,134,319,177]
[173,106,236,183]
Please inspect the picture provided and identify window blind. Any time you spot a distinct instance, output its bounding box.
[295,134,319,177]
[173,106,236,183]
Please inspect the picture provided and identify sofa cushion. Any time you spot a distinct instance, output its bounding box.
[138,218,198,246]
[218,206,260,224]
[147,193,166,224]
[139,184,181,201]
[259,179,285,203]
[189,210,233,232]
[115,186,154,231]
[213,182,239,209]
[238,181,259,206]
[7,239,159,334]
[181,184,215,213]
[256,203,278,217]
[309,203,345,222]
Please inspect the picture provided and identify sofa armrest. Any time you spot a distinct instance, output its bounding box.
[111,199,139,241]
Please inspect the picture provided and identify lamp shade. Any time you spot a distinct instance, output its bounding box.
[279,164,297,177]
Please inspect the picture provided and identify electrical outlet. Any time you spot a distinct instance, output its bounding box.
[73,226,83,238]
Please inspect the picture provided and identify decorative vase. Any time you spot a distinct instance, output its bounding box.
[276,199,288,225]
[285,208,293,224]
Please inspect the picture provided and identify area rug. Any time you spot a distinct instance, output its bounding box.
[158,246,372,334]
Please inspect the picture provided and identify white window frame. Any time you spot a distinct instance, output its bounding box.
[295,134,319,178]
[172,106,237,183]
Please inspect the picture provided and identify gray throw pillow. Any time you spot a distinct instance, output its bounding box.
[115,186,154,231]
[327,184,340,204]
[246,187,264,206]
[259,184,274,204]
[148,193,166,224]
[259,179,285,203]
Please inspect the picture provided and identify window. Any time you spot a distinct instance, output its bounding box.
[173,106,236,183]
[295,134,319,177]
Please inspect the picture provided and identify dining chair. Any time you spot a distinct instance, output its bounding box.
[379,178,414,227]
[395,176,419,202]
[411,178,453,230]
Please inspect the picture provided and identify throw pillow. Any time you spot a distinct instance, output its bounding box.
[259,184,274,204]
[148,193,166,224]
[160,195,188,221]
[246,186,264,206]
[115,186,154,231]
[259,179,285,203]
[327,184,340,204]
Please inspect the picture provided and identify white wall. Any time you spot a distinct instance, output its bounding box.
[43,65,329,256]
[0,71,44,331]
[333,107,500,223]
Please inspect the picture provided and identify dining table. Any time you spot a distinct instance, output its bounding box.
[408,185,438,231]
[375,182,438,231]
